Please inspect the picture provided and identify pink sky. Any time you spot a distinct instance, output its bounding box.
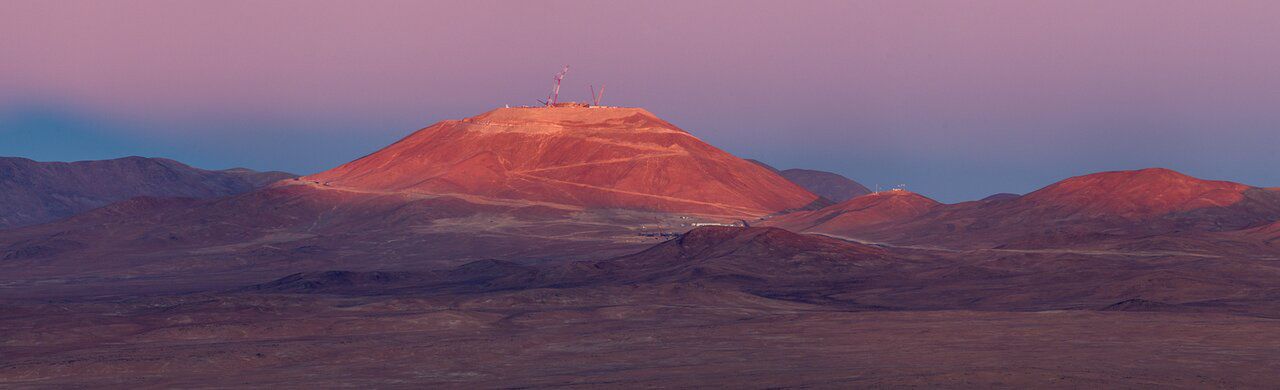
[3,0,1279,201]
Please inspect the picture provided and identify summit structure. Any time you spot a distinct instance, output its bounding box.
[302,106,819,216]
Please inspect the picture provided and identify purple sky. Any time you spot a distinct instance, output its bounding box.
[3,0,1279,202]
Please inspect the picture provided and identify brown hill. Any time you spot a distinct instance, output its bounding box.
[744,160,870,202]
[592,226,892,286]
[242,225,1280,315]
[1243,220,1280,243]
[0,181,667,292]
[0,156,295,229]
[303,107,817,216]
[777,168,871,202]
[980,193,1020,202]
[10,225,1280,388]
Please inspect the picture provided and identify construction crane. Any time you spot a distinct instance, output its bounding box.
[590,84,606,106]
[545,65,569,107]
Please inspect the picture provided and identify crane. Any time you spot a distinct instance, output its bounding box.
[546,65,569,107]
[590,84,606,106]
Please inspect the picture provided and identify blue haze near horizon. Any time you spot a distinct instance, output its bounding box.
[3,1,1279,203]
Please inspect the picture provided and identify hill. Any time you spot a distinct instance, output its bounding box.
[0,156,295,229]
[303,107,818,216]
[744,160,870,202]
[0,107,826,296]
[771,168,1280,251]
[764,190,940,236]
[777,168,871,202]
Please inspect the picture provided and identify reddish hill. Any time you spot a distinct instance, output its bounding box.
[0,156,295,229]
[857,168,1280,249]
[1244,220,1280,243]
[763,191,940,237]
[1018,168,1253,219]
[761,168,1280,251]
[986,168,1280,235]
[0,107,821,296]
[303,107,817,216]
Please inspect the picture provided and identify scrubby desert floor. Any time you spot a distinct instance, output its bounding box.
[4,289,1279,388]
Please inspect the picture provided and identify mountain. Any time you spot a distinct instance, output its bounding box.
[0,107,822,296]
[744,160,871,202]
[0,181,672,298]
[0,156,296,229]
[764,190,940,236]
[771,168,1280,251]
[303,107,818,216]
[218,167,297,188]
[776,168,872,202]
[973,168,1280,237]
[1016,168,1263,220]
[980,193,1020,202]
[745,159,781,173]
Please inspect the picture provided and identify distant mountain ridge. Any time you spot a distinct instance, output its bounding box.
[767,168,1280,251]
[0,156,295,228]
[776,168,872,202]
[746,160,871,202]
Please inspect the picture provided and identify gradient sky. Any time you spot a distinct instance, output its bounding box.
[3,0,1279,202]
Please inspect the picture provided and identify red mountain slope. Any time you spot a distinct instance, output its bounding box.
[861,168,1280,248]
[763,191,940,236]
[303,107,817,216]
[763,169,1280,251]
[1244,220,1280,243]
[1018,168,1252,219]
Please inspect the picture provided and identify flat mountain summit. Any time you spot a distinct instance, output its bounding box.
[303,107,818,216]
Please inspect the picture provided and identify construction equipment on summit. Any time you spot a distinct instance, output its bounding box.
[590,84,606,106]
[536,65,607,108]
[545,65,570,107]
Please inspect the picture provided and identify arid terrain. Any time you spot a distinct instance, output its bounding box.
[0,156,294,229]
[4,107,1280,388]
[4,226,1280,388]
